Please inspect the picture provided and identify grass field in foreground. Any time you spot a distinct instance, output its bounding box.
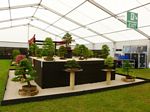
[0,60,150,112]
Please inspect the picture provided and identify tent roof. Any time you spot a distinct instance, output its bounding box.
[0,0,150,44]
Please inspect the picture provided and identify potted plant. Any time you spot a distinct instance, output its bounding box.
[58,46,67,59]
[12,58,38,96]
[35,46,42,58]
[29,43,38,56]
[42,37,55,61]
[73,44,80,57]
[101,44,110,59]
[62,33,73,58]
[84,49,94,59]
[121,60,135,82]
[64,60,82,90]
[64,60,81,71]
[62,33,72,48]
[103,56,115,85]
[75,45,90,60]
[104,56,114,70]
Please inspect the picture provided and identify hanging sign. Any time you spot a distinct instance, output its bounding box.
[127,11,138,29]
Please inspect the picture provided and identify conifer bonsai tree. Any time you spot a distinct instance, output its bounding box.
[64,60,81,70]
[29,43,38,56]
[73,44,93,60]
[73,44,80,56]
[62,33,73,58]
[58,46,67,59]
[62,33,72,48]
[101,44,110,59]
[35,46,42,58]
[104,56,114,69]
[42,37,55,61]
[122,60,135,80]
[12,58,38,96]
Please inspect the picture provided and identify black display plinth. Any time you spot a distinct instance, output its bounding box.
[33,58,115,89]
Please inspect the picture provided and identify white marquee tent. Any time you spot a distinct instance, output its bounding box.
[0,0,150,59]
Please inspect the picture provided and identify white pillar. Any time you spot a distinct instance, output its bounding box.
[113,42,116,57]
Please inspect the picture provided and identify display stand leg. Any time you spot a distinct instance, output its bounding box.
[70,72,75,90]
[106,71,111,85]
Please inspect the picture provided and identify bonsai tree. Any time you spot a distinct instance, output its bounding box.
[84,49,94,59]
[12,58,38,96]
[104,56,114,69]
[62,33,72,48]
[42,37,55,60]
[29,43,38,56]
[122,60,135,79]
[101,44,110,59]
[12,49,20,60]
[35,46,42,58]
[74,45,89,60]
[73,44,80,56]
[64,60,81,70]
[58,46,67,59]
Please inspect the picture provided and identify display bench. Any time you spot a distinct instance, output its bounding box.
[32,57,115,89]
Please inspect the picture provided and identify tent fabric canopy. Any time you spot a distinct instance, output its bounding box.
[0,0,150,44]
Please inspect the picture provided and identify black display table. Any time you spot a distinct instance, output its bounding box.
[33,58,115,89]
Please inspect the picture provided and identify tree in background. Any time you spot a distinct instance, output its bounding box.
[29,43,38,56]
[35,46,42,58]
[73,44,92,60]
[42,37,55,60]
[62,33,72,48]
[104,56,114,69]
[73,44,80,56]
[101,44,110,59]
[12,49,20,60]
[58,46,67,59]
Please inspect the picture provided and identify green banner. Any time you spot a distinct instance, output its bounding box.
[127,11,138,29]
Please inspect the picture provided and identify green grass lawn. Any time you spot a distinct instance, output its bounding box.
[116,68,150,79]
[0,60,150,112]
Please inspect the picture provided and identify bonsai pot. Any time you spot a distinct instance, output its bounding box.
[65,68,82,72]
[121,75,135,82]
[19,85,39,96]
[60,56,65,60]
[126,75,134,79]
[44,56,54,61]
[79,56,84,60]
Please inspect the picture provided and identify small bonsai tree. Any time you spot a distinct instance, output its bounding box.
[73,45,90,60]
[65,60,81,70]
[101,44,110,59]
[12,58,36,86]
[73,44,80,56]
[84,49,94,59]
[62,33,72,48]
[29,43,38,56]
[104,56,114,69]
[58,46,67,59]
[35,46,42,58]
[12,49,20,60]
[12,58,38,96]
[122,60,135,79]
[42,37,55,60]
